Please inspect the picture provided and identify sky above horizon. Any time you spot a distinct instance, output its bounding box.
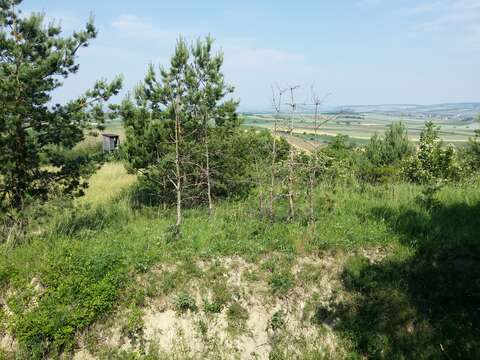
[22,0,480,110]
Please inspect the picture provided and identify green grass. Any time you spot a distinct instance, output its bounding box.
[174,292,197,313]
[0,164,479,358]
[78,162,136,205]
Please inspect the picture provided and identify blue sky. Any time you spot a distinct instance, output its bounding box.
[24,0,480,110]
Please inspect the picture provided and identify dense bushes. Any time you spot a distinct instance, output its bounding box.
[315,120,479,186]
[125,128,290,208]
[465,128,480,171]
[402,121,461,184]
[365,122,414,167]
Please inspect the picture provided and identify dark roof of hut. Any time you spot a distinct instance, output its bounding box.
[102,133,120,138]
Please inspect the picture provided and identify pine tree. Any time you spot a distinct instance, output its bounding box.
[118,37,239,235]
[0,0,122,213]
[190,36,236,216]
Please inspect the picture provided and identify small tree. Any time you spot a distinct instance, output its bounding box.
[403,121,459,209]
[119,37,239,235]
[403,121,458,184]
[362,121,414,183]
[465,115,480,171]
[0,0,122,215]
[365,122,414,167]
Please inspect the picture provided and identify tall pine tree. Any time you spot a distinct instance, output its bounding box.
[118,37,243,232]
[0,0,122,213]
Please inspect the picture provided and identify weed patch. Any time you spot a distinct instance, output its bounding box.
[226,302,249,334]
[269,311,286,332]
[174,292,197,313]
[268,271,294,297]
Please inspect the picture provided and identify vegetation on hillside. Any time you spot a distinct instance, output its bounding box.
[1,1,480,359]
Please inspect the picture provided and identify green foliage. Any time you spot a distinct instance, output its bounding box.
[365,122,414,167]
[308,135,358,185]
[465,126,480,171]
[360,122,414,183]
[269,310,286,331]
[338,246,480,358]
[334,190,480,358]
[342,255,371,289]
[121,307,145,346]
[268,271,294,297]
[10,247,126,358]
[0,163,478,358]
[174,292,197,313]
[203,281,231,314]
[417,182,442,211]
[117,36,273,208]
[403,121,460,184]
[0,0,122,213]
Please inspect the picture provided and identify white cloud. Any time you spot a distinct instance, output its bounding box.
[405,0,480,44]
[111,14,197,42]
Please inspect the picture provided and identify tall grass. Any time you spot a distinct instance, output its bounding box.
[78,162,136,206]
[0,165,478,358]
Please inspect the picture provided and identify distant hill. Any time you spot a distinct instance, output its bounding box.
[242,103,480,121]
[332,103,480,120]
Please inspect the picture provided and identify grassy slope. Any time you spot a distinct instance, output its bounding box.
[0,163,479,358]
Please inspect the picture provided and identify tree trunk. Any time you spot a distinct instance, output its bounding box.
[204,125,213,217]
[309,103,320,223]
[287,151,295,221]
[269,116,278,221]
[287,87,297,221]
[174,96,182,238]
[309,169,315,223]
[253,155,265,216]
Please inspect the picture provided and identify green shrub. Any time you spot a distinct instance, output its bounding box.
[365,122,414,167]
[203,300,223,314]
[359,122,414,184]
[174,292,197,313]
[269,310,286,331]
[403,121,460,184]
[12,252,126,358]
[268,272,294,297]
[463,127,480,174]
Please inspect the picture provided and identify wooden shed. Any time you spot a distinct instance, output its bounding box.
[102,134,120,152]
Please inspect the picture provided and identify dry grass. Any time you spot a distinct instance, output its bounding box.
[79,162,136,206]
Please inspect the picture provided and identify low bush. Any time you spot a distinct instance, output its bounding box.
[174,292,197,313]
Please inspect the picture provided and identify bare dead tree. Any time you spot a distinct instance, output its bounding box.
[285,85,300,221]
[269,84,288,220]
[202,109,213,217]
[304,85,333,222]
[173,95,183,237]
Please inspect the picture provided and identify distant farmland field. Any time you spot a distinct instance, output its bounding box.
[242,113,478,146]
